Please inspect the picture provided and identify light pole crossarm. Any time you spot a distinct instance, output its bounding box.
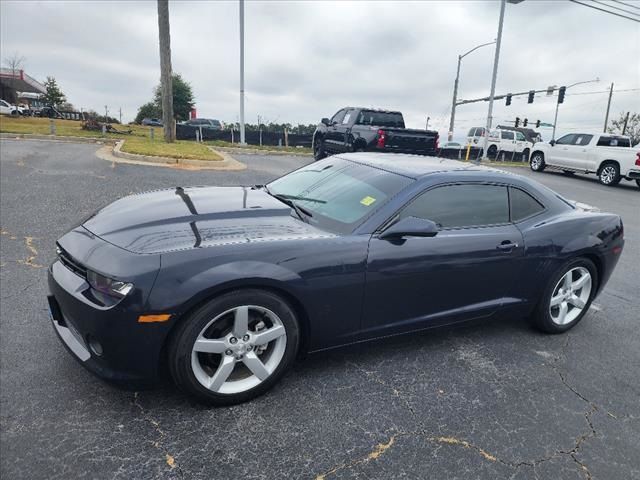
[460,40,496,60]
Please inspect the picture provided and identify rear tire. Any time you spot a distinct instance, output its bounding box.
[532,258,597,334]
[488,145,498,159]
[598,162,621,186]
[530,152,545,171]
[168,289,300,406]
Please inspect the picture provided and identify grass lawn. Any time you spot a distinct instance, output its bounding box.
[0,115,221,161]
[207,139,312,154]
[120,136,222,161]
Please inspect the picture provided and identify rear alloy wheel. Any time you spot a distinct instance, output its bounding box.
[598,163,621,186]
[532,258,597,333]
[169,289,299,405]
[530,152,545,171]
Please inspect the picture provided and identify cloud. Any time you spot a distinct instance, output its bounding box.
[1,0,638,139]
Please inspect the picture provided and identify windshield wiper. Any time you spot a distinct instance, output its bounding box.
[261,186,314,223]
[273,193,326,204]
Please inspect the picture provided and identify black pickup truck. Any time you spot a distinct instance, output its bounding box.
[312,107,439,161]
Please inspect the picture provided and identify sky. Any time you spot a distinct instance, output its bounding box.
[1,0,639,140]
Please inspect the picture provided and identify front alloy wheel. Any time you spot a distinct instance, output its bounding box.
[530,153,545,171]
[169,289,299,405]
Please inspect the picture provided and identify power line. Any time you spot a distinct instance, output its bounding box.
[569,0,640,22]
[612,0,640,12]
[591,0,640,17]
[567,87,640,96]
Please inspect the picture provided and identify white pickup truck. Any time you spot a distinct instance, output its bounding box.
[529,132,640,188]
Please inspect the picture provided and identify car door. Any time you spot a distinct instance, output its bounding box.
[324,109,347,153]
[547,134,578,168]
[501,130,516,152]
[362,183,524,339]
[515,132,527,153]
[337,109,357,152]
[569,134,594,170]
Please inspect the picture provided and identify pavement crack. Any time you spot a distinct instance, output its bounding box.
[132,392,183,478]
[1,231,44,269]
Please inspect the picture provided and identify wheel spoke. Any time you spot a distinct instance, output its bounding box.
[193,338,227,354]
[562,272,572,290]
[209,355,235,391]
[569,295,585,309]
[242,351,270,380]
[557,301,569,325]
[253,324,285,345]
[572,274,590,290]
[550,294,564,307]
[233,306,249,337]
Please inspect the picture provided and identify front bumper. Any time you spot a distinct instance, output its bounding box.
[47,229,167,386]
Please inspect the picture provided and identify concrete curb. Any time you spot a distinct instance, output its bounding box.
[109,141,246,170]
[211,145,312,157]
[0,133,117,144]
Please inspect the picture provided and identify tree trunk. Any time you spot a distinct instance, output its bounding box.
[157,0,175,143]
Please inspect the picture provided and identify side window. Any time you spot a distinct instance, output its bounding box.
[516,132,526,141]
[467,128,476,137]
[401,184,509,229]
[502,131,515,140]
[510,187,544,222]
[555,134,576,145]
[572,134,593,146]
[342,109,355,125]
[597,136,631,147]
[331,109,346,125]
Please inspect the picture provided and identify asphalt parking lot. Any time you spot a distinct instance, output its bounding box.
[1,139,638,480]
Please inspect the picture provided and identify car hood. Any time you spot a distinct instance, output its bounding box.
[83,186,334,254]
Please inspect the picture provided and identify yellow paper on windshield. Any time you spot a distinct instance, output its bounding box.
[360,196,376,207]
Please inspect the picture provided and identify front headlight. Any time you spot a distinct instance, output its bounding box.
[86,270,133,299]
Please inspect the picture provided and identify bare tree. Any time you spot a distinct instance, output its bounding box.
[157,0,175,142]
[3,51,26,75]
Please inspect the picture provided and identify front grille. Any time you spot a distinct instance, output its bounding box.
[57,245,87,278]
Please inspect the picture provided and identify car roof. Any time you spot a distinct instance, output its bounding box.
[336,152,506,179]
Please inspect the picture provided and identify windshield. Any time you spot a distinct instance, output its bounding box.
[267,157,412,234]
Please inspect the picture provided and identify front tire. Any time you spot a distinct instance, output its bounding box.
[530,152,545,171]
[313,136,327,161]
[488,145,498,159]
[522,148,530,162]
[168,289,300,406]
[532,258,597,334]
[598,162,621,186]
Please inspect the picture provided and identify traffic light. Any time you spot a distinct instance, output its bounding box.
[535,120,540,128]
[515,117,520,127]
[523,118,528,127]
[505,94,512,106]
[527,90,535,104]
[558,86,566,104]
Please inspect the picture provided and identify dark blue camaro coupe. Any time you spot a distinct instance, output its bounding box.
[48,153,624,405]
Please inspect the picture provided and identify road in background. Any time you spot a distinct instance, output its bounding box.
[1,140,638,480]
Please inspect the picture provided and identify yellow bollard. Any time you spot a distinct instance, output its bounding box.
[465,144,471,162]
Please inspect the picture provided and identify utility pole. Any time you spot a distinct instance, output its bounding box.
[239,0,246,145]
[448,40,495,141]
[603,82,614,132]
[119,107,122,125]
[426,116,430,130]
[622,111,630,135]
[157,0,175,142]
[481,0,506,161]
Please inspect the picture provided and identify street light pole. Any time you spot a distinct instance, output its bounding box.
[551,78,599,140]
[239,0,246,145]
[448,40,495,141]
[481,0,506,161]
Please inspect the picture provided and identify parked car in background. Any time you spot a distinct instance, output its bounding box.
[184,118,222,130]
[466,127,487,146]
[0,99,20,115]
[529,132,640,188]
[141,118,163,127]
[313,107,439,161]
[486,129,533,160]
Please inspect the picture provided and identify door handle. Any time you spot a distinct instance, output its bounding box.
[497,241,518,251]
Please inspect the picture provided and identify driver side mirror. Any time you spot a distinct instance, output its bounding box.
[380,216,439,240]
[549,140,556,146]
[321,118,331,127]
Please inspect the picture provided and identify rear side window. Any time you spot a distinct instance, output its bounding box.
[597,136,630,147]
[401,184,509,229]
[510,187,544,222]
[573,134,593,146]
[356,111,404,128]
[502,131,515,140]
